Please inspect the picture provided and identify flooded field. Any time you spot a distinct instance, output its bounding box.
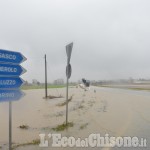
[0,86,150,150]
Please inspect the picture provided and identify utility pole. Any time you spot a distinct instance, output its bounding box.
[45,54,48,98]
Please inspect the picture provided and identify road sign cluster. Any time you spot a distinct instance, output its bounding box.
[0,49,27,103]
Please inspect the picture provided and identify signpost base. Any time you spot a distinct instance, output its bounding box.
[9,101,12,150]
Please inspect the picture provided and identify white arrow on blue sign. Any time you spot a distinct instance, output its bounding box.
[0,63,26,76]
[0,49,27,64]
[0,77,24,89]
[0,90,25,102]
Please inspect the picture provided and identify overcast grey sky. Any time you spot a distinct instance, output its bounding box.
[0,0,150,82]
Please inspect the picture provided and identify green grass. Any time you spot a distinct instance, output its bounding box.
[52,122,74,131]
[21,85,65,90]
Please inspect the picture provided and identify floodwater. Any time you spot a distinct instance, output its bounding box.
[0,87,150,150]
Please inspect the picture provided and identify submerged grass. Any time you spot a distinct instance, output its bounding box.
[12,139,40,150]
[56,95,73,106]
[80,123,89,130]
[52,122,74,131]
[44,95,63,99]
[18,125,29,129]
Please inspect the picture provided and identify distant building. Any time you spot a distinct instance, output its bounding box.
[32,79,41,85]
[53,79,64,85]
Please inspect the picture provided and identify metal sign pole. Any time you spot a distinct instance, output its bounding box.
[9,101,12,150]
[65,42,73,125]
[45,54,48,98]
[66,58,69,125]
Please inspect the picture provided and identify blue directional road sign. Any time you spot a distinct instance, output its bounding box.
[0,49,27,64]
[0,90,24,102]
[0,63,26,76]
[0,77,24,89]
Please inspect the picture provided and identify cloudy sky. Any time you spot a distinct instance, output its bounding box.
[0,0,150,82]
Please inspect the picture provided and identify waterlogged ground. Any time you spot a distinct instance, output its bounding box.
[0,87,150,150]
